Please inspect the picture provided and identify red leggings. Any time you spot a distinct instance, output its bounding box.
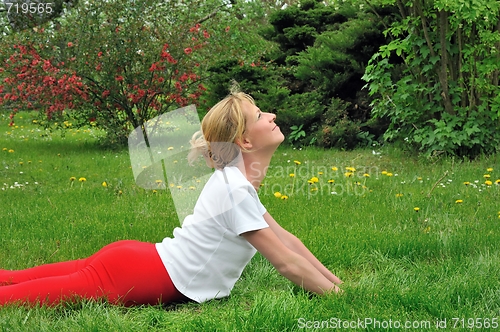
[0,240,187,307]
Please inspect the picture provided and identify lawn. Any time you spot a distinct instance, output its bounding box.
[1,111,499,331]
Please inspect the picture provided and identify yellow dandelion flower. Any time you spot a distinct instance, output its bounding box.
[495,179,500,184]
[294,160,301,165]
[70,177,76,181]
[484,174,491,178]
[396,193,403,197]
[152,190,158,194]
[487,168,493,172]
[281,195,289,200]
[169,183,175,188]
[289,173,295,177]
[417,177,423,181]
[463,181,470,185]
[167,146,174,150]
[414,207,420,212]
[310,177,319,183]
[331,166,338,171]
[485,180,492,186]
[274,192,282,198]
[189,186,196,190]
[346,167,356,172]
[386,172,393,177]
[363,173,370,177]
[424,226,431,233]
[155,179,163,184]
[455,199,463,204]
[344,172,353,178]
[2,148,7,151]
[381,170,388,175]
[102,181,108,187]
[79,177,86,182]
[8,149,14,153]
[318,172,323,175]
[19,162,23,165]
[118,190,123,195]
[310,187,318,192]
[328,179,335,184]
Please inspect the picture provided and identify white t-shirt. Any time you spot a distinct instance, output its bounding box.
[155,166,269,303]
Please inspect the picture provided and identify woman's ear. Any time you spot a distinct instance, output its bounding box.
[236,136,252,150]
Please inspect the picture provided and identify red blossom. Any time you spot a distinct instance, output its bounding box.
[67,42,74,47]
[115,75,124,82]
[184,48,192,55]
[225,26,230,33]
[203,30,210,39]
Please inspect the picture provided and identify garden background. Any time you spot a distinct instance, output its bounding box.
[1,0,499,330]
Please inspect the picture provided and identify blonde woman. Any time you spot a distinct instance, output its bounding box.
[0,87,341,307]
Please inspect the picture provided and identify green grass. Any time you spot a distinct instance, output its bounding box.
[1,111,499,331]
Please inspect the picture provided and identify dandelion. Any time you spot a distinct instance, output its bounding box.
[118,190,123,195]
[381,170,388,175]
[363,173,370,177]
[344,172,353,178]
[414,207,420,212]
[417,177,423,181]
[19,162,23,166]
[424,226,431,233]
[495,179,500,185]
[167,146,174,150]
[487,168,493,172]
[484,174,491,178]
[2,148,7,151]
[177,185,182,189]
[274,192,282,198]
[455,199,463,204]
[485,180,492,186]
[70,177,76,181]
[152,190,158,194]
[309,177,319,183]
[331,166,338,171]
[8,149,14,153]
[318,172,323,176]
[102,181,108,187]
[79,177,86,182]
[386,172,393,177]
[294,160,301,165]
[328,179,335,184]
[345,167,356,172]
[289,173,295,177]
[280,195,289,200]
[396,193,403,197]
[189,186,196,190]
[463,181,471,186]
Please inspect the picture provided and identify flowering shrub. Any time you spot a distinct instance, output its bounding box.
[1,0,227,145]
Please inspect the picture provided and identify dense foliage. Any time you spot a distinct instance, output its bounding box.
[363,0,500,157]
[1,0,499,157]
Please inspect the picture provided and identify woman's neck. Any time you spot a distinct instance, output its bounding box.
[240,152,273,191]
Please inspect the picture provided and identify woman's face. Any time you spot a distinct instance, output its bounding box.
[241,100,284,151]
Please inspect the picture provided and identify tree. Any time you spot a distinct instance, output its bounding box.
[363,0,500,157]
[1,0,239,145]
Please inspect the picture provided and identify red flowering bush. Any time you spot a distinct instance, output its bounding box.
[1,0,226,145]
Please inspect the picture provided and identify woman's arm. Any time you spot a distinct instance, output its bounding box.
[241,227,341,295]
[263,212,343,285]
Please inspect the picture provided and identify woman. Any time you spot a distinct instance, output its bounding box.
[0,87,342,307]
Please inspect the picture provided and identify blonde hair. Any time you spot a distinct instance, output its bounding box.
[188,83,255,169]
